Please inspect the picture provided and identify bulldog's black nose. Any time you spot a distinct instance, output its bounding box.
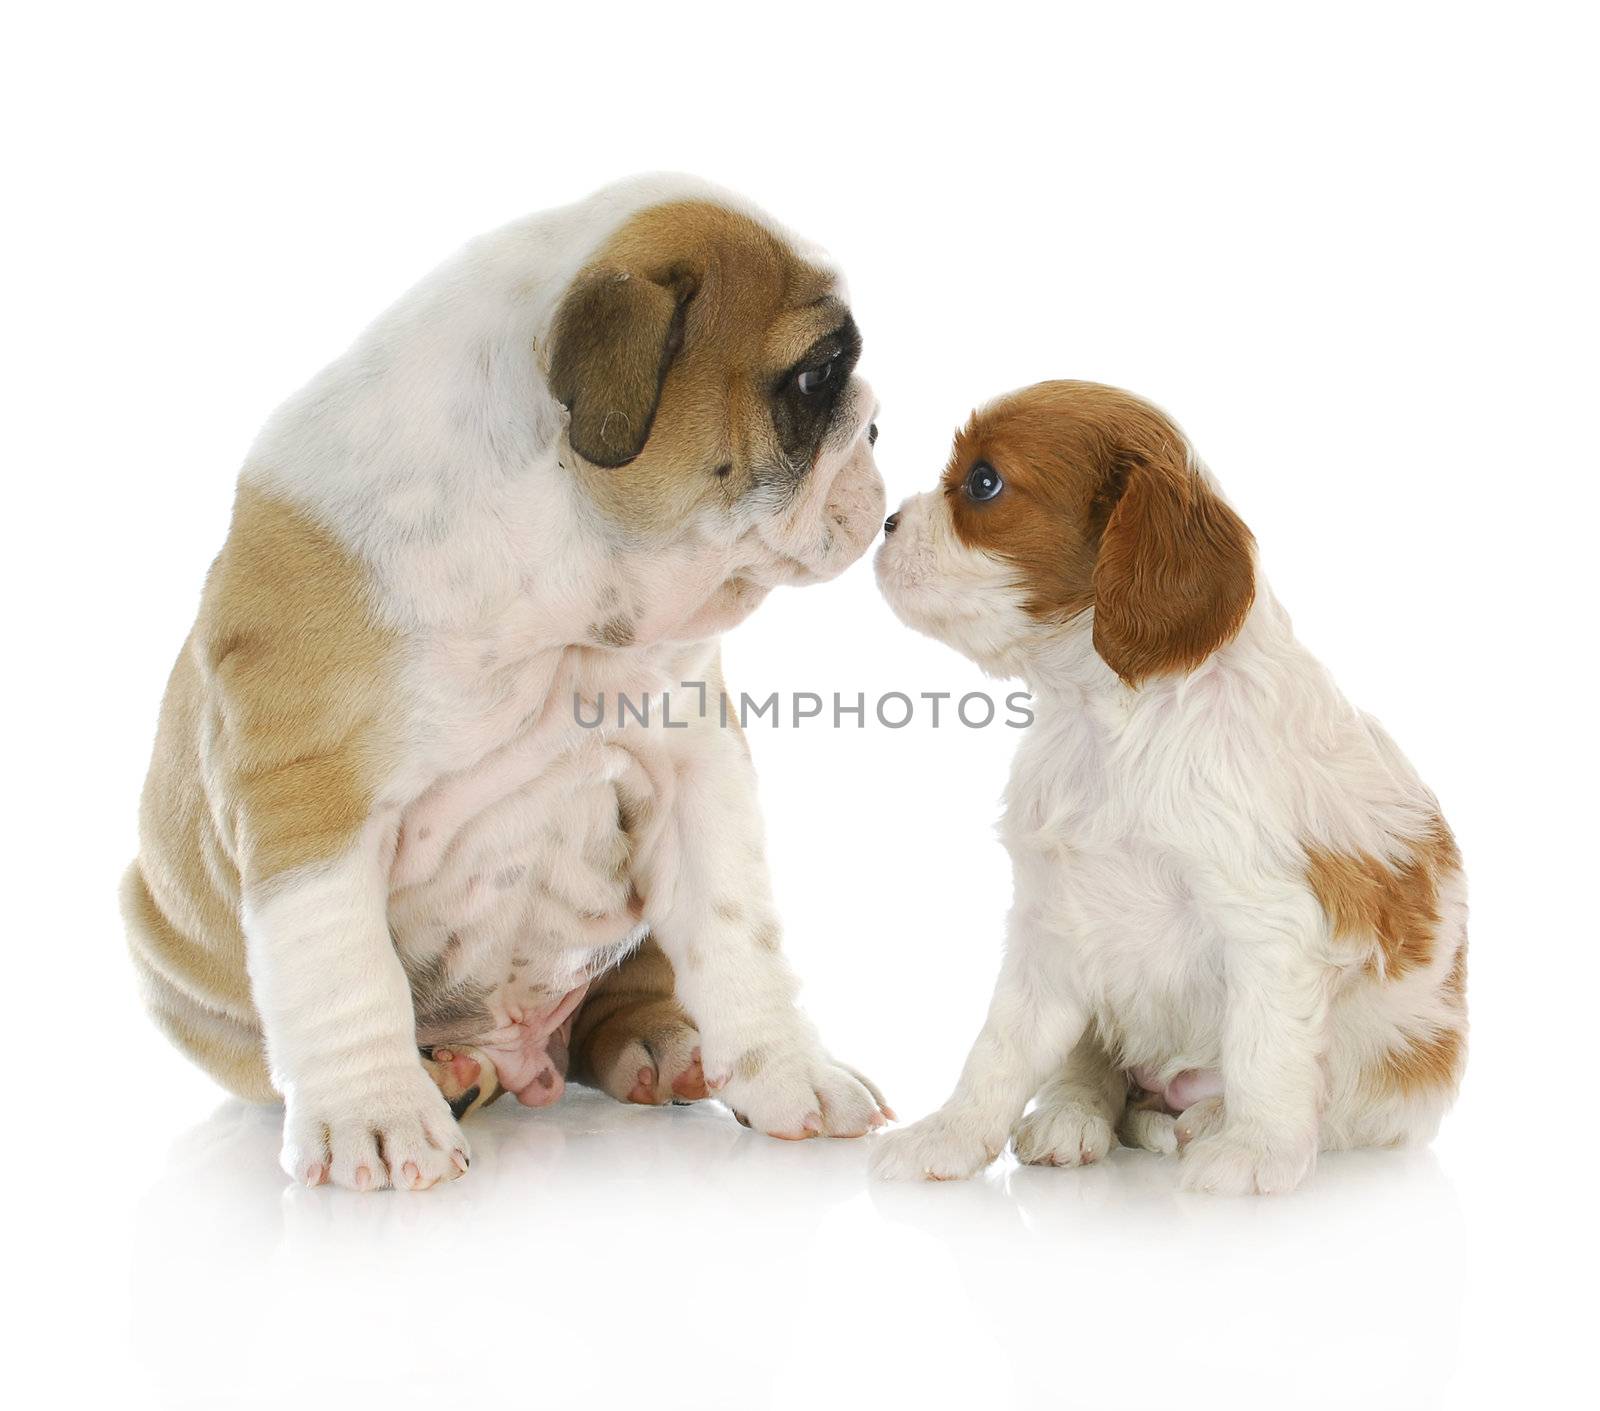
[868,422,879,446]
[883,512,900,535]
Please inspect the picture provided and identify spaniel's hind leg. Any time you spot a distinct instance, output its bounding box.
[1118,1090,1180,1155]
[1321,963,1468,1152]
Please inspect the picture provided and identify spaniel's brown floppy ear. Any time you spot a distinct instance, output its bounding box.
[547,267,692,468]
[1091,448,1256,685]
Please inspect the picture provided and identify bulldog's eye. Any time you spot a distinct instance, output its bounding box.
[796,359,835,395]
[965,461,1003,502]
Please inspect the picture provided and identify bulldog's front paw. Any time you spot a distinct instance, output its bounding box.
[281,1068,471,1191]
[870,1111,998,1182]
[713,1047,890,1139]
[1178,1124,1315,1196]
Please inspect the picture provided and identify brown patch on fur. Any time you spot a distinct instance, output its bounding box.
[1368,869,1468,1100]
[200,486,400,881]
[1372,1018,1467,1098]
[1441,943,1467,1002]
[943,382,1255,684]
[568,936,705,1103]
[549,265,692,468]
[588,615,635,648]
[123,484,400,1099]
[1305,816,1462,979]
[545,201,847,536]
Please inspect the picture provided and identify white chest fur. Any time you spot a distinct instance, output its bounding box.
[1004,687,1235,1073]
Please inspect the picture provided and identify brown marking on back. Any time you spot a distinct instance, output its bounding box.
[943,382,1255,683]
[121,863,277,1101]
[1371,1017,1467,1098]
[200,485,401,883]
[545,201,846,536]
[1375,905,1469,1099]
[1305,816,1462,979]
[1441,942,1467,1002]
[125,484,400,1098]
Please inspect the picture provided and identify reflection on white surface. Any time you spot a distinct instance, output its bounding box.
[122,1090,1467,1410]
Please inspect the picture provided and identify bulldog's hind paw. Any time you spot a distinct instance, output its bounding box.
[584,1007,710,1107]
[420,1045,502,1120]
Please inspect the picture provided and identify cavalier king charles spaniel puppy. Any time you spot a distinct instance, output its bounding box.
[871,381,1464,1194]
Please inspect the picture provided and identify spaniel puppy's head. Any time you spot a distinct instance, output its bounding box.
[545,198,883,600]
[875,381,1256,682]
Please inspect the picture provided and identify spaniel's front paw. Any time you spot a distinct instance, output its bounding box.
[1012,1097,1116,1167]
[870,1111,998,1182]
[1179,1125,1315,1196]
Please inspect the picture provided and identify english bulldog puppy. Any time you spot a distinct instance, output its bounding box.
[124,175,890,1191]
[871,382,1465,1194]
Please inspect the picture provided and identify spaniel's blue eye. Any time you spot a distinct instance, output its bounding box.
[966,461,1003,501]
[796,360,835,395]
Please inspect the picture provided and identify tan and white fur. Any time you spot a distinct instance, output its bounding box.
[125,175,890,1191]
[871,382,1464,1194]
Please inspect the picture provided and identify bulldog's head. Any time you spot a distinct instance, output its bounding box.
[544,198,884,638]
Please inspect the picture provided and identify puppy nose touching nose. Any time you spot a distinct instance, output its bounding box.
[883,512,900,535]
[868,422,879,446]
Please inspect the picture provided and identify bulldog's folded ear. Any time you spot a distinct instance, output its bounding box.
[547,267,692,468]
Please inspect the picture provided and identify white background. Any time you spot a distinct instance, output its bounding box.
[5,3,1597,1408]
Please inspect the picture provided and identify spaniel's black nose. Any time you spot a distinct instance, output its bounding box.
[883,512,900,535]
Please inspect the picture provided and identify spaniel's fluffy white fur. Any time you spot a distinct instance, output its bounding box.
[871,381,1464,1194]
